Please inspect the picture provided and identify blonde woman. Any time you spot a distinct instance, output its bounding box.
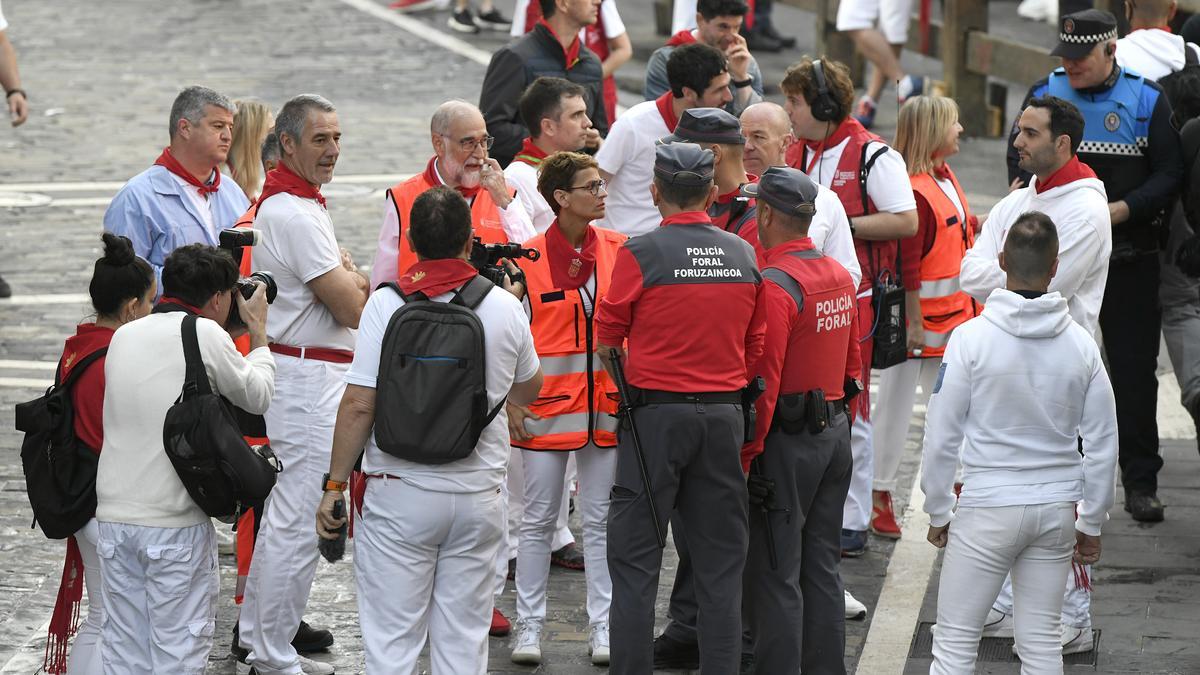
[870,95,979,537]
[226,99,274,201]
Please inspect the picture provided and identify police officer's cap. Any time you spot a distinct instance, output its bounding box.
[654,142,715,186]
[659,108,746,146]
[1051,9,1117,59]
[740,166,818,219]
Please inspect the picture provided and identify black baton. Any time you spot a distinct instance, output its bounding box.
[750,458,779,571]
[608,349,666,549]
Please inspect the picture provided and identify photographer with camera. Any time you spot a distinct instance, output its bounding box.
[370,100,535,290]
[95,243,274,674]
[316,186,542,673]
[236,94,363,675]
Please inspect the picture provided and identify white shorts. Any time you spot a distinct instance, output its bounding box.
[836,0,913,44]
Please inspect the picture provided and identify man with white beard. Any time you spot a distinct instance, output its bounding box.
[370,100,535,290]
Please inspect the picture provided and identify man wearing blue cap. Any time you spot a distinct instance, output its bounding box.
[595,142,766,675]
[741,166,862,674]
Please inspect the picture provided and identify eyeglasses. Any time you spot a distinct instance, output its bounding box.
[561,179,607,197]
[444,134,495,152]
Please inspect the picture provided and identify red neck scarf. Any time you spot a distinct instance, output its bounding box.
[1034,156,1098,194]
[155,147,220,197]
[513,138,550,167]
[656,92,679,132]
[661,211,712,227]
[666,29,697,47]
[803,117,863,158]
[537,18,581,68]
[716,175,757,204]
[423,156,481,200]
[546,219,598,290]
[932,162,953,182]
[398,258,479,297]
[260,161,326,208]
[156,296,205,314]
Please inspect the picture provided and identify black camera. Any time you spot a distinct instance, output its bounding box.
[468,237,541,287]
[227,271,277,330]
[218,228,260,266]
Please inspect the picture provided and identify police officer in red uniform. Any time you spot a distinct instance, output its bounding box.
[596,142,767,675]
[741,166,861,674]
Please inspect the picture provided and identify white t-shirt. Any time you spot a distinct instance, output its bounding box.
[505,161,556,234]
[807,183,863,289]
[97,313,276,528]
[595,99,670,237]
[252,192,357,351]
[806,138,917,215]
[168,170,217,235]
[347,283,540,493]
[510,0,626,39]
[934,175,966,223]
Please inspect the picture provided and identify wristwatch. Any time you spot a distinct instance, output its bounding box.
[732,77,754,89]
[322,472,348,492]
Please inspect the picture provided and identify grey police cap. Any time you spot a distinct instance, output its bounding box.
[660,108,746,146]
[653,142,715,186]
[740,166,818,218]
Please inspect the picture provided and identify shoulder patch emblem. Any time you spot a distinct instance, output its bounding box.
[933,362,948,394]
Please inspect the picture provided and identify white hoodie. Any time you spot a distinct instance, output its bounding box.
[1116,29,1199,82]
[921,288,1118,536]
[960,175,1111,336]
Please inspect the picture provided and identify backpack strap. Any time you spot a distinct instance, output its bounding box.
[57,348,109,390]
[180,315,213,398]
[1186,43,1199,67]
[379,281,427,303]
[453,275,494,310]
[858,143,890,218]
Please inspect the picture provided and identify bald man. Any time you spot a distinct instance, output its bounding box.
[371,100,536,290]
[741,102,861,288]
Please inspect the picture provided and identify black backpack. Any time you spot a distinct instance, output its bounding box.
[1160,46,1200,129]
[374,276,505,464]
[15,348,107,539]
[162,315,281,520]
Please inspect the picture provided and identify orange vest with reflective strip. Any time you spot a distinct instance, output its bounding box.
[514,226,627,451]
[387,174,511,275]
[232,202,259,355]
[910,170,979,357]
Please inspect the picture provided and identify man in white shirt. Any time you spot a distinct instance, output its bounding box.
[370,100,535,290]
[317,186,543,674]
[922,211,1117,674]
[506,77,597,233]
[596,42,733,237]
[97,244,275,674]
[238,94,369,675]
[741,101,861,288]
[781,57,917,573]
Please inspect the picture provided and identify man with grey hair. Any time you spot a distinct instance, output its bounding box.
[105,85,250,293]
[237,93,367,675]
[371,99,534,290]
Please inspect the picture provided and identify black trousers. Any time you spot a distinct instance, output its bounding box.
[607,402,748,675]
[1099,252,1163,492]
[744,412,853,674]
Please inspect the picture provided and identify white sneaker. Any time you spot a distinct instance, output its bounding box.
[981,608,1014,638]
[1011,624,1094,656]
[588,621,610,666]
[511,618,543,665]
[844,589,868,620]
[298,655,335,675]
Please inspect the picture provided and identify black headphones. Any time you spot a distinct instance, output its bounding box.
[810,59,843,122]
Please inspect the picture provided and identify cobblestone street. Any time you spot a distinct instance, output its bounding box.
[1,0,1198,673]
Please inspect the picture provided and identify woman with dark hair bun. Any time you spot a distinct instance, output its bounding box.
[44,232,154,675]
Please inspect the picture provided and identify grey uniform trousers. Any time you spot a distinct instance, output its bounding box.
[745,410,853,674]
[608,401,748,674]
[1161,204,1200,413]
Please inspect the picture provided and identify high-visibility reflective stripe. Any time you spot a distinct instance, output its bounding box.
[540,353,589,377]
[523,412,591,437]
[919,276,961,299]
[924,328,952,348]
[595,412,619,433]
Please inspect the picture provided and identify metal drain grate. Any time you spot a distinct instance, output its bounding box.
[908,621,1100,666]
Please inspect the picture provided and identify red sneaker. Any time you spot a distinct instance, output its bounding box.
[389,0,439,12]
[490,607,512,637]
[870,490,902,539]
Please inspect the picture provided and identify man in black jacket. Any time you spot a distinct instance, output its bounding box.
[480,0,608,167]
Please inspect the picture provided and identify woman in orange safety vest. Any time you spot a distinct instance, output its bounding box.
[871,96,980,538]
[507,152,626,667]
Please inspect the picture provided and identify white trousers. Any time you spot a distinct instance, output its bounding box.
[356,477,504,674]
[516,444,617,624]
[931,503,1076,675]
[97,520,217,675]
[872,357,942,493]
[843,413,874,531]
[993,564,1093,628]
[68,519,103,675]
[494,448,575,597]
[835,0,914,43]
[241,356,347,675]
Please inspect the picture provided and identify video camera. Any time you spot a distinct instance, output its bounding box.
[218,228,278,329]
[468,237,541,287]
